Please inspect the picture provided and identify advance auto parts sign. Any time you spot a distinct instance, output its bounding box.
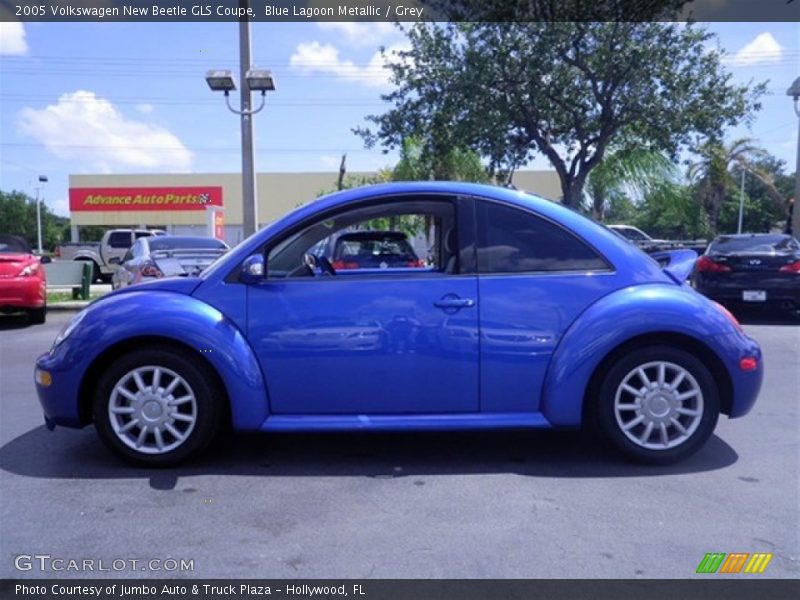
[70,187,223,211]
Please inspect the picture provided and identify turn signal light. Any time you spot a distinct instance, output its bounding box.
[697,256,731,273]
[739,357,758,372]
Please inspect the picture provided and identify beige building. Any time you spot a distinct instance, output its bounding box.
[68,171,561,245]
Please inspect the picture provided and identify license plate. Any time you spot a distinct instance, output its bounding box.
[742,290,766,302]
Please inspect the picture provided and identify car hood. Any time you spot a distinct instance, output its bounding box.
[110,276,203,297]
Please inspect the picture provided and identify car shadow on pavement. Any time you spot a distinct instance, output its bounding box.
[0,425,738,490]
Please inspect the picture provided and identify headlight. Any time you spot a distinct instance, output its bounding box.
[53,310,88,348]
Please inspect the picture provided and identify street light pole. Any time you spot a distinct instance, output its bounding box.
[788,77,800,238]
[35,175,47,254]
[206,1,275,242]
[736,168,745,234]
[239,1,258,238]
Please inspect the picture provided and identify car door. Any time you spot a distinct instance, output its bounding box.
[246,196,479,415]
[473,198,614,413]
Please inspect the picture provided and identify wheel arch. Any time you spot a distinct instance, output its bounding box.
[580,332,733,431]
[77,336,232,428]
[539,284,738,427]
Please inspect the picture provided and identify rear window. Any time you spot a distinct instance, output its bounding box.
[0,236,30,253]
[710,235,798,254]
[149,237,227,251]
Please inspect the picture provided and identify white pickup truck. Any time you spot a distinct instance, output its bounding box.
[55,229,165,282]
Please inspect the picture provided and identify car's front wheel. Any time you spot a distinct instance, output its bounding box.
[93,349,221,466]
[595,346,720,464]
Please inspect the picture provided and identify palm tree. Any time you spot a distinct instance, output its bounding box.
[688,138,784,234]
[584,148,679,221]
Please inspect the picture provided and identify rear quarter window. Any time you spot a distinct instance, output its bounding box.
[476,202,608,274]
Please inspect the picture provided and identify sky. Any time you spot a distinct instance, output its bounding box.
[0,20,798,217]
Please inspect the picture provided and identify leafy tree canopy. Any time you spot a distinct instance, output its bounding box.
[358,21,764,208]
[0,190,69,251]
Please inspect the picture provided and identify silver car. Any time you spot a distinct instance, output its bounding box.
[111,235,229,290]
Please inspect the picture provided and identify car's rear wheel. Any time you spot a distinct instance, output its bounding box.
[93,349,221,466]
[595,346,720,464]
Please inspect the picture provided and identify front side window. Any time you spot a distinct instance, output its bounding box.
[267,199,457,279]
[476,201,608,274]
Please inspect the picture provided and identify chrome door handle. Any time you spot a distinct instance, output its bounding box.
[434,296,475,309]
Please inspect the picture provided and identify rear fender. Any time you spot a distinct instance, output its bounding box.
[541,284,735,426]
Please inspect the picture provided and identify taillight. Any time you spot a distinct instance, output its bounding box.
[331,260,359,270]
[697,256,731,273]
[779,260,800,273]
[140,263,163,278]
[407,259,426,268]
[712,301,742,332]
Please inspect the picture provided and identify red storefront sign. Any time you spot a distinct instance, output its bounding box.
[70,187,223,212]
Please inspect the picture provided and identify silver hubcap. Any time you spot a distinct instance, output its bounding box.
[108,366,197,455]
[614,361,704,450]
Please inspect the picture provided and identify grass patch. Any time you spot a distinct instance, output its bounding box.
[47,291,104,304]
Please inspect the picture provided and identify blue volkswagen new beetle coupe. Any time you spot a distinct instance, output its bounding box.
[34,182,763,466]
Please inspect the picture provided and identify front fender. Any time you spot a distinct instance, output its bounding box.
[45,291,268,430]
[540,284,740,427]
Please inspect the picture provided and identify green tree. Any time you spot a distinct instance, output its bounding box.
[0,190,69,251]
[358,22,763,208]
[584,147,678,221]
[688,139,784,234]
[634,182,711,240]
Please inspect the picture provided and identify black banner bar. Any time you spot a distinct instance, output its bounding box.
[1,0,799,23]
[2,579,800,600]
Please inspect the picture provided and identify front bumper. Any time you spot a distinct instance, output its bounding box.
[35,350,85,428]
[0,277,45,311]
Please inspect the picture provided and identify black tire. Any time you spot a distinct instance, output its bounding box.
[92,349,222,466]
[594,345,720,465]
[28,304,46,325]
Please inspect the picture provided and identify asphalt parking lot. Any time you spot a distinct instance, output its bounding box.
[0,310,797,579]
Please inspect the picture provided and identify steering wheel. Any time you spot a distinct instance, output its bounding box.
[301,253,336,277]
[316,255,337,276]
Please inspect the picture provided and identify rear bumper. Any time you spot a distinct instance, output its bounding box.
[0,277,45,311]
[696,279,800,308]
[713,331,763,419]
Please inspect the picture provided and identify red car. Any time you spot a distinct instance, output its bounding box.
[0,235,48,324]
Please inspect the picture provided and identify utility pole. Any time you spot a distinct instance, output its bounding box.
[239,0,258,238]
[737,168,745,234]
[35,175,48,254]
[788,78,800,237]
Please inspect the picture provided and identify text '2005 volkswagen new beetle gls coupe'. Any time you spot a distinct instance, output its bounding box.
[34,183,763,466]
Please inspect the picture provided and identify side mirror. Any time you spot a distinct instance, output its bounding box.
[108,257,122,265]
[239,254,265,284]
[40,256,52,264]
